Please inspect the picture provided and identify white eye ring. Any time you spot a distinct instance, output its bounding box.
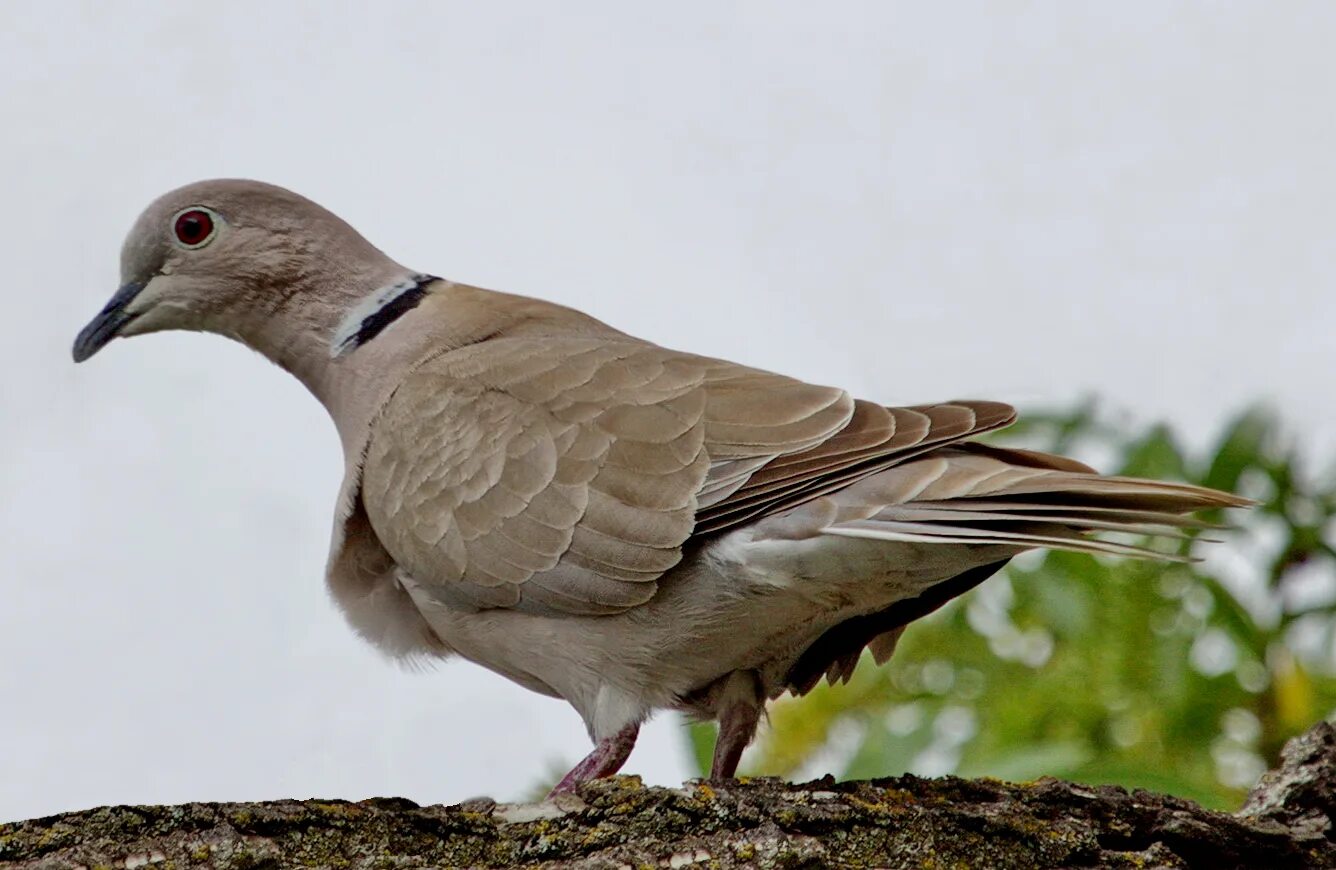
[170,206,222,250]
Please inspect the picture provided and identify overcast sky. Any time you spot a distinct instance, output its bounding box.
[3,2,1334,822]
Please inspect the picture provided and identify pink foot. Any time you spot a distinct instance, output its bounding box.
[710,670,764,780]
[711,703,761,780]
[548,723,640,796]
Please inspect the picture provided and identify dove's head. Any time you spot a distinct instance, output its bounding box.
[72,179,412,366]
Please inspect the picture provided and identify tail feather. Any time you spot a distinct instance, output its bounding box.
[819,446,1251,562]
[910,500,1227,528]
[826,519,1188,560]
[785,434,1251,695]
[871,506,1202,538]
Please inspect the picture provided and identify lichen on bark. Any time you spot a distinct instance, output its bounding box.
[4,722,1333,869]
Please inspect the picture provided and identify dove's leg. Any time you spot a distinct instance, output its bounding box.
[549,723,640,795]
[710,670,764,780]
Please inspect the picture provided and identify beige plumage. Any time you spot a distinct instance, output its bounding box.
[73,180,1248,793]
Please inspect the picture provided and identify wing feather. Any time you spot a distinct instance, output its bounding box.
[360,330,1243,620]
[363,337,853,613]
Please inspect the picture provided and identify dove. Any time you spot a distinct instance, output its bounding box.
[73,179,1247,794]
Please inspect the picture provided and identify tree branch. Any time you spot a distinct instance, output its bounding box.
[4,722,1332,869]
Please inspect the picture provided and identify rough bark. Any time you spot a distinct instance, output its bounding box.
[4,722,1332,869]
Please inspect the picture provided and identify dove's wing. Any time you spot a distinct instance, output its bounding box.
[359,334,1012,615]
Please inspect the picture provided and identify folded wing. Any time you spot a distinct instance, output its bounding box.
[359,334,1246,619]
[359,337,1015,614]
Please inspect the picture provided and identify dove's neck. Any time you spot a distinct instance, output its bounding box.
[240,272,630,462]
[226,256,432,452]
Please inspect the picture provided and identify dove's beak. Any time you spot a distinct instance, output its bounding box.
[72,282,145,362]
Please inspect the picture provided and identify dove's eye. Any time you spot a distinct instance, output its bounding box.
[172,208,217,248]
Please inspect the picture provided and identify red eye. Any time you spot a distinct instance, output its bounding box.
[174,209,215,247]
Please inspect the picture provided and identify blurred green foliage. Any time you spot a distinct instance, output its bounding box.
[684,404,1336,809]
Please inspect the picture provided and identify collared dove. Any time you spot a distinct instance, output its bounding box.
[74,179,1248,793]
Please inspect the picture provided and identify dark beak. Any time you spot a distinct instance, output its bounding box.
[72,282,145,362]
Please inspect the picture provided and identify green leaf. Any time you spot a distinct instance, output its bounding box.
[842,713,937,780]
[684,721,716,778]
[957,739,1093,781]
[1118,424,1187,480]
[1202,408,1274,493]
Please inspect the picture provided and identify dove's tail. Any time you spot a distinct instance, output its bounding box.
[818,442,1250,561]
[783,443,1249,693]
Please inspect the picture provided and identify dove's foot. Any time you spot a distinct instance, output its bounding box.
[710,670,763,780]
[548,723,640,796]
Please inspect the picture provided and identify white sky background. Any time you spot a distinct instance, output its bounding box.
[2,2,1334,822]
